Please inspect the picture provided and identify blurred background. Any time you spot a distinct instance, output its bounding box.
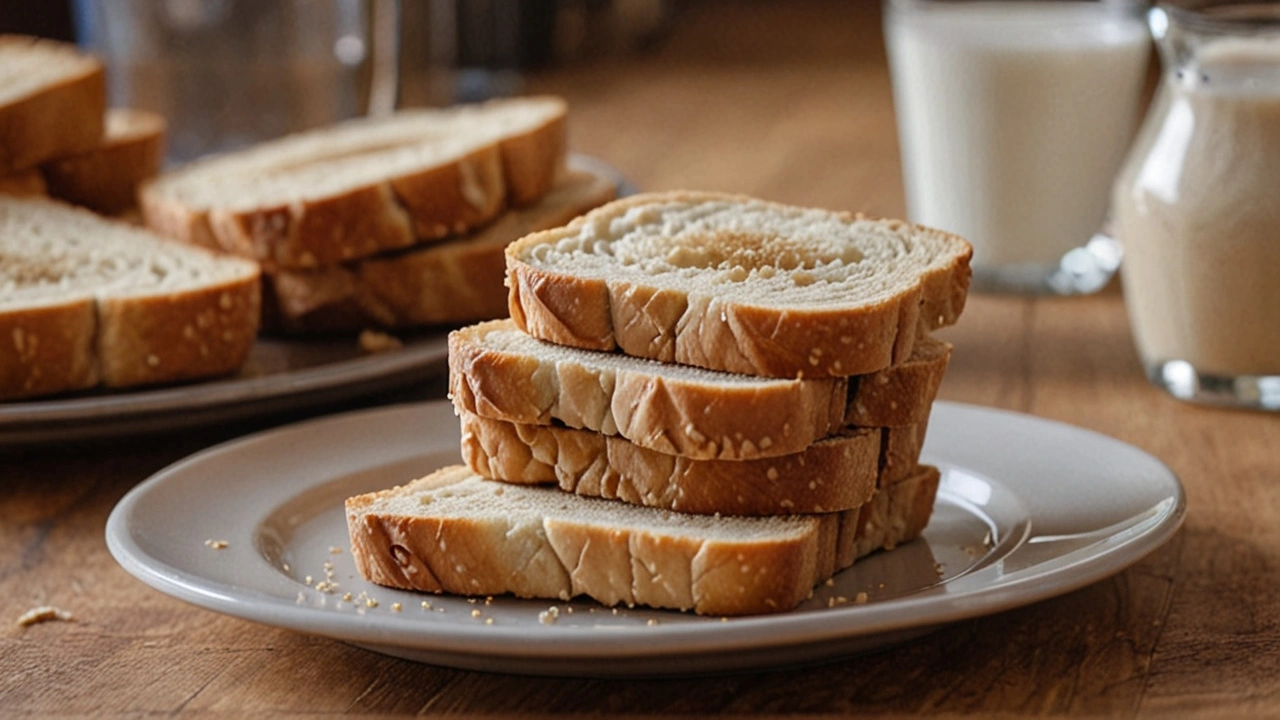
[0,0,895,213]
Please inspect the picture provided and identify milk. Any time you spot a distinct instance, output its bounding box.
[1114,38,1280,381]
[885,2,1150,290]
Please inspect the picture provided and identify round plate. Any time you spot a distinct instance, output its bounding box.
[106,400,1184,677]
[1,155,631,447]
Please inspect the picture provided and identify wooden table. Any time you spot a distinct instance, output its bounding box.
[5,2,1279,716]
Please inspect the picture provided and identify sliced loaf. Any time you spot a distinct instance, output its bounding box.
[0,196,260,400]
[266,170,615,332]
[458,410,899,515]
[0,35,105,172]
[506,192,971,378]
[42,108,167,215]
[346,463,939,615]
[449,318,950,460]
[140,97,567,268]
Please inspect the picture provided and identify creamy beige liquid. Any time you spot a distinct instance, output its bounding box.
[1115,39,1280,377]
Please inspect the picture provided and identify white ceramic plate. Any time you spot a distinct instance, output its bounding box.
[106,400,1184,677]
[1,155,633,447]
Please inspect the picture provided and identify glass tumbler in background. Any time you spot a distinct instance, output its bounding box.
[1112,2,1280,410]
[73,0,401,163]
[884,0,1151,294]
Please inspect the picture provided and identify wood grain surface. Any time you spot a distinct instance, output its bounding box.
[4,2,1279,717]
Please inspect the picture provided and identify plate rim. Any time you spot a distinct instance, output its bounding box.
[105,399,1186,664]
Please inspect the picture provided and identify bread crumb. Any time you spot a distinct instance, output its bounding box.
[646,619,658,626]
[359,329,403,354]
[421,600,432,610]
[391,603,402,612]
[16,606,74,627]
[824,578,835,587]
[485,617,494,625]
[328,546,343,555]
[538,606,560,625]
[854,592,869,605]
[365,598,378,608]
[471,609,482,618]
[204,539,228,550]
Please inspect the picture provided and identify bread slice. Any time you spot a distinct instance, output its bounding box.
[506,192,971,378]
[140,97,567,268]
[450,318,951,460]
[346,463,940,615]
[0,197,260,400]
[41,108,167,215]
[266,170,616,333]
[0,168,47,197]
[0,36,105,173]
[458,410,902,515]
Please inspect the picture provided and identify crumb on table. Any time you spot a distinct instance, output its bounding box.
[16,606,74,628]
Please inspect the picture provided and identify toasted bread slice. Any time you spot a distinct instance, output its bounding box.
[458,410,896,515]
[140,97,566,268]
[0,35,105,172]
[449,318,951,459]
[506,192,971,378]
[0,197,259,400]
[42,108,166,215]
[346,463,940,615]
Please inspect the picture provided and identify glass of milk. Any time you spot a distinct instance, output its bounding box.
[884,0,1151,294]
[1112,3,1280,410]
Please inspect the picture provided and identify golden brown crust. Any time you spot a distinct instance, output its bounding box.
[505,193,973,378]
[40,108,166,215]
[499,111,568,206]
[0,300,98,400]
[96,275,260,387]
[846,337,952,427]
[0,36,105,172]
[264,170,615,332]
[458,411,882,515]
[0,167,47,197]
[449,319,849,461]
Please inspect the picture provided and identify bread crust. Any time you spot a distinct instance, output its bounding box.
[141,99,567,269]
[346,463,939,615]
[0,167,47,197]
[448,319,950,460]
[96,275,260,387]
[264,170,616,332]
[0,300,98,400]
[0,36,105,173]
[40,108,166,215]
[847,337,952,427]
[450,319,849,460]
[506,192,972,378]
[458,411,883,515]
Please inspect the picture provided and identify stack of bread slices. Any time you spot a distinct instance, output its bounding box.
[138,96,616,333]
[346,192,973,616]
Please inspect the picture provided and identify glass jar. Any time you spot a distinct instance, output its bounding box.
[1112,2,1280,409]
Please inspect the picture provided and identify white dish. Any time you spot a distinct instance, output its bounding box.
[106,400,1184,677]
[1,155,633,447]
